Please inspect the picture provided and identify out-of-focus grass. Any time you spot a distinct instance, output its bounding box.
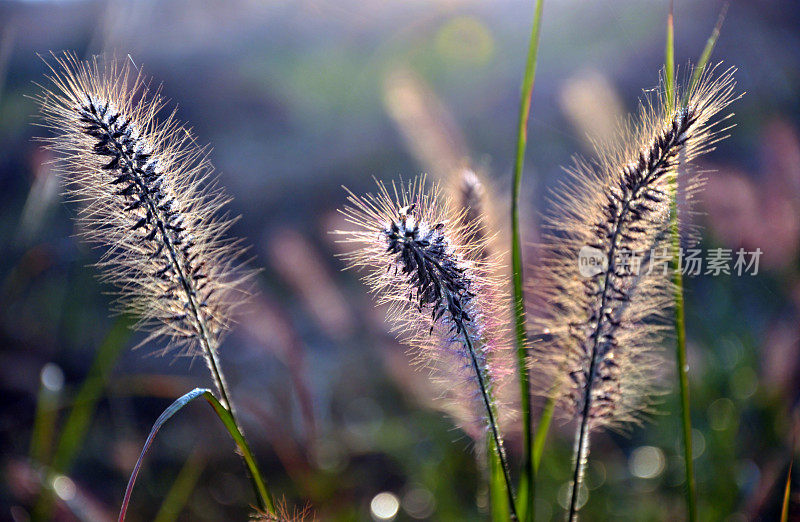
[153,446,207,522]
[30,316,133,521]
[780,460,792,522]
[51,316,134,473]
[29,364,62,468]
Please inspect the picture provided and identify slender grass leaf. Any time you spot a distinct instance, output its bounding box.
[688,2,729,97]
[511,1,544,520]
[669,5,730,520]
[665,3,692,521]
[119,388,274,522]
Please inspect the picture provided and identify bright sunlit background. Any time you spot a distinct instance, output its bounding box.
[1,0,798,520]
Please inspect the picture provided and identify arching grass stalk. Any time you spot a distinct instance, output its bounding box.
[511,2,544,520]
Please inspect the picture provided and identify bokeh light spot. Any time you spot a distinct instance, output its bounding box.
[402,486,435,519]
[371,491,399,521]
[708,398,737,431]
[692,428,706,459]
[41,363,64,392]
[629,446,665,479]
[53,475,75,501]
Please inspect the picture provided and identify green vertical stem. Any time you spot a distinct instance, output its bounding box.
[665,0,675,114]
[489,432,511,521]
[671,215,697,522]
[666,3,697,520]
[511,1,544,520]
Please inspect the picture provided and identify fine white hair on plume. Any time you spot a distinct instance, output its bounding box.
[35,52,251,409]
[529,65,737,520]
[335,176,518,514]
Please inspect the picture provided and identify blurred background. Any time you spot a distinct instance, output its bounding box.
[0,0,798,520]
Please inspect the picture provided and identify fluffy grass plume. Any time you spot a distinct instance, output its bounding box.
[529,66,736,519]
[336,176,518,516]
[35,52,249,410]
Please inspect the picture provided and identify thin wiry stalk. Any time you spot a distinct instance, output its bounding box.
[511,2,544,520]
[36,53,268,513]
[464,327,518,521]
[663,7,697,521]
[337,177,518,519]
[663,8,698,521]
[527,68,736,521]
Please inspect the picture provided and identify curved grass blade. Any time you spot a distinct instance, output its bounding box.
[511,1,544,520]
[202,391,275,514]
[119,388,274,522]
[32,317,133,522]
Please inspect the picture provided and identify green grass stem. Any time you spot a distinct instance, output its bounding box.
[667,3,728,519]
[511,2,544,520]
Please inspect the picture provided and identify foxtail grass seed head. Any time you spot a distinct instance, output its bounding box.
[530,66,737,432]
[36,53,249,362]
[336,177,513,438]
